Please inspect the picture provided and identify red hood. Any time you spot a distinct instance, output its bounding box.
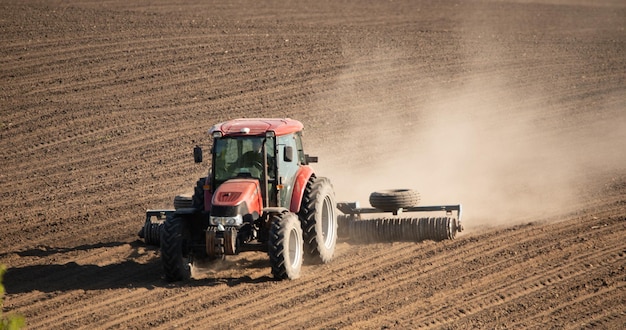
[212,179,263,214]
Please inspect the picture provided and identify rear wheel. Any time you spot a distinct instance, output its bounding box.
[299,176,338,263]
[192,177,206,210]
[268,212,303,280]
[160,215,192,282]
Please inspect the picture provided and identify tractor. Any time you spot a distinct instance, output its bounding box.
[139,118,464,282]
[144,118,337,281]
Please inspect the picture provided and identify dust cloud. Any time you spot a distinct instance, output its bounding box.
[191,252,269,279]
[311,62,626,230]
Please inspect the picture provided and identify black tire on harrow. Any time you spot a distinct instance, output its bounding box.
[160,215,192,282]
[268,211,304,280]
[369,189,420,212]
[173,195,193,209]
[298,176,338,263]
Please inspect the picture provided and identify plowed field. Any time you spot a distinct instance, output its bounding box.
[1,0,625,329]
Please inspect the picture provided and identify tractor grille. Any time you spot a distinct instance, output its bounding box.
[215,192,242,203]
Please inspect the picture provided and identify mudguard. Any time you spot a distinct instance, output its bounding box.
[289,165,315,213]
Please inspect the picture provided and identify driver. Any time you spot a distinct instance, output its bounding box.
[239,139,264,169]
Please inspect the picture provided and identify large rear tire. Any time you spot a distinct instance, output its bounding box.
[192,177,206,210]
[298,176,338,263]
[160,215,192,282]
[369,189,420,212]
[268,212,304,280]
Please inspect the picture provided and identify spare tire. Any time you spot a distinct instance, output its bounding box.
[173,194,193,209]
[369,189,420,212]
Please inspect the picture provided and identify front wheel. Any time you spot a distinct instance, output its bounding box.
[268,212,304,280]
[160,215,192,282]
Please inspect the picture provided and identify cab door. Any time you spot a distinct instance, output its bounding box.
[276,134,299,209]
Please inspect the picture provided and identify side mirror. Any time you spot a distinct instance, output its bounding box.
[284,146,294,162]
[193,145,203,163]
[305,154,318,164]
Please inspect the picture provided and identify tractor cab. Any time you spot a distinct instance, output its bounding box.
[198,118,312,211]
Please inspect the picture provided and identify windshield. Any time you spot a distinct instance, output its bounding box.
[213,136,275,182]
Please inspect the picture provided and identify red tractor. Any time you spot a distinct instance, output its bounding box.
[147,118,337,281]
[140,118,464,281]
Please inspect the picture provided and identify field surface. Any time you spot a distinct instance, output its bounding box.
[1,0,625,329]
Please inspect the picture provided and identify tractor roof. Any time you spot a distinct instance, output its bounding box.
[209,118,304,137]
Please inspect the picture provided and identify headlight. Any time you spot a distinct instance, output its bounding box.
[210,215,243,226]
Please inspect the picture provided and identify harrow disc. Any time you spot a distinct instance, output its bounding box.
[346,217,458,243]
[337,214,352,238]
[140,221,163,246]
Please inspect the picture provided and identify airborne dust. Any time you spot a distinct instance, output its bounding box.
[309,50,626,231]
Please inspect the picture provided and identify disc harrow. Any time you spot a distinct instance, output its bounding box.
[337,201,463,243]
[138,210,171,246]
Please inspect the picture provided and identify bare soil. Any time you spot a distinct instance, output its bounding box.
[1,0,624,329]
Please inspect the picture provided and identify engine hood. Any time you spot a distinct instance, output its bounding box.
[212,179,263,213]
